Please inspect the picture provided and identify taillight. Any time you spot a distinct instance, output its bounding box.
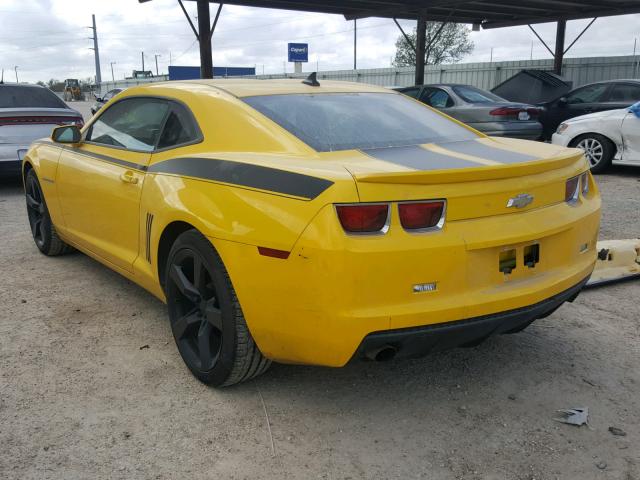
[565,176,580,203]
[526,107,541,115]
[398,200,445,231]
[335,203,389,234]
[489,107,523,116]
[580,172,589,195]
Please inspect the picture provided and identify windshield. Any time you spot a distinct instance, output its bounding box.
[243,92,477,152]
[0,86,68,109]
[452,85,506,104]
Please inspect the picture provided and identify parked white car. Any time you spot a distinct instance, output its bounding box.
[552,101,640,173]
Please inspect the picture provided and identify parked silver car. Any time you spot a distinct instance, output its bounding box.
[396,84,542,140]
[0,83,83,176]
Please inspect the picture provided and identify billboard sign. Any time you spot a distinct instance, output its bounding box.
[288,43,309,63]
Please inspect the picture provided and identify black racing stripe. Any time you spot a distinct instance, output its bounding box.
[148,157,333,200]
[361,145,481,170]
[63,146,148,171]
[440,140,539,164]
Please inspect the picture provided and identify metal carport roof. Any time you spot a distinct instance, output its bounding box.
[140,0,640,82]
[206,1,640,28]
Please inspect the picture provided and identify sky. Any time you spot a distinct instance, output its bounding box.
[1,0,639,84]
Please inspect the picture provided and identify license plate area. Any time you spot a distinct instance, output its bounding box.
[499,243,540,276]
[518,111,530,121]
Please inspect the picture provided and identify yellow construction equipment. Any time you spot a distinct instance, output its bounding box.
[63,79,82,101]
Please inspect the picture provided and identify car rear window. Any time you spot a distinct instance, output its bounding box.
[0,86,68,108]
[451,85,506,104]
[243,92,477,152]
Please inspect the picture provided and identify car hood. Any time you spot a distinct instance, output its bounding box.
[564,108,628,124]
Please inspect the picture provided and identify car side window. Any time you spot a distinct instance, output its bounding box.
[157,102,201,149]
[86,98,170,152]
[421,88,453,108]
[566,84,609,104]
[400,88,421,99]
[608,84,640,103]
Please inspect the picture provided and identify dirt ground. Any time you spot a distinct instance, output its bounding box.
[1,137,639,478]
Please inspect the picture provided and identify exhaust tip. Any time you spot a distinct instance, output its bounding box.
[365,345,397,362]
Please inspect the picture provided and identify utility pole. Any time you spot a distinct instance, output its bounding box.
[141,52,145,72]
[530,41,534,60]
[88,14,101,85]
[110,62,116,82]
[154,54,161,76]
[14,66,19,83]
[353,19,357,70]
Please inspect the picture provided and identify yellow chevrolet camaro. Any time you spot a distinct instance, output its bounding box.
[22,78,601,386]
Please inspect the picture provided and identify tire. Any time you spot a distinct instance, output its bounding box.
[164,229,270,386]
[569,133,614,174]
[25,169,73,256]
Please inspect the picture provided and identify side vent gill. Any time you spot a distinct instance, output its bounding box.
[145,213,154,263]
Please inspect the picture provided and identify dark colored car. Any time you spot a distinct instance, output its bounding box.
[0,83,83,176]
[538,79,640,140]
[90,88,124,115]
[396,83,542,140]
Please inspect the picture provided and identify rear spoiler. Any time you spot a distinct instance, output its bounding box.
[353,151,585,185]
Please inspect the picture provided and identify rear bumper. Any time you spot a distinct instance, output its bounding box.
[355,275,589,361]
[0,159,22,176]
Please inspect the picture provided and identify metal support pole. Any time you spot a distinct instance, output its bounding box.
[353,19,357,70]
[110,62,116,82]
[154,54,161,76]
[554,20,566,75]
[141,52,145,71]
[415,15,427,85]
[197,0,213,78]
[393,18,416,53]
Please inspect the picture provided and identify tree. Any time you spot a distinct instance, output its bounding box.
[393,22,474,67]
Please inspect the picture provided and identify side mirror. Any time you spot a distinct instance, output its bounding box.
[95,96,103,102]
[557,97,568,106]
[51,125,81,144]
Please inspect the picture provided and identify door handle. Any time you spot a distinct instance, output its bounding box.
[120,170,139,184]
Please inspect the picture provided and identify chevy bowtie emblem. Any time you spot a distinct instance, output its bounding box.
[506,193,534,209]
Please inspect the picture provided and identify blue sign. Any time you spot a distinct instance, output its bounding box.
[288,43,309,63]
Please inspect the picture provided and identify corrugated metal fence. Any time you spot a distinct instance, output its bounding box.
[244,55,640,90]
[98,55,640,93]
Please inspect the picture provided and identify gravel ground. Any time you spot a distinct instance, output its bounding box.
[0,150,639,478]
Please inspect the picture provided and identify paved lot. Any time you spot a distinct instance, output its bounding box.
[0,163,639,479]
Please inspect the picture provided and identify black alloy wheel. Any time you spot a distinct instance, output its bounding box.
[167,247,224,373]
[25,172,46,250]
[24,169,72,256]
[165,230,270,386]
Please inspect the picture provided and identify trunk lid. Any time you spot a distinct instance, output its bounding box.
[454,102,541,123]
[339,136,586,221]
[0,107,82,144]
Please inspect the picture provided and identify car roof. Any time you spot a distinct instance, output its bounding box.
[135,79,391,98]
[0,83,48,89]
[399,83,480,89]
[573,79,640,88]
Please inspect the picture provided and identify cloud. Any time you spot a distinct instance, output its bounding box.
[0,0,639,83]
